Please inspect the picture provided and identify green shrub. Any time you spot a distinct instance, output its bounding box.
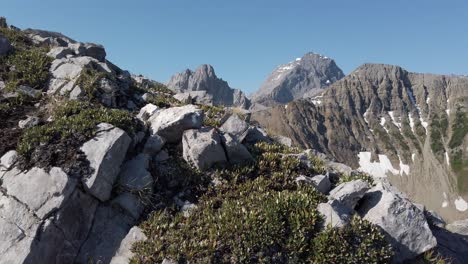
[313,216,393,263]
[448,108,467,149]
[144,93,180,108]
[0,27,32,50]
[133,142,393,263]
[17,101,135,156]
[339,173,374,185]
[74,67,108,99]
[200,105,226,127]
[1,48,51,91]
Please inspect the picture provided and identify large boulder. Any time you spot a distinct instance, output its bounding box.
[149,104,203,143]
[110,226,147,264]
[81,123,131,202]
[0,150,18,171]
[357,182,437,263]
[69,42,106,62]
[182,127,227,170]
[0,33,12,56]
[328,179,370,209]
[1,167,76,219]
[317,200,352,228]
[221,133,253,165]
[137,103,159,122]
[219,114,249,141]
[75,205,135,264]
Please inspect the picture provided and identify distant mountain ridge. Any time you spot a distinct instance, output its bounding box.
[251,52,344,108]
[252,63,468,222]
[166,64,251,109]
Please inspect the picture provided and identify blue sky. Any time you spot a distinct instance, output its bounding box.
[2,0,468,94]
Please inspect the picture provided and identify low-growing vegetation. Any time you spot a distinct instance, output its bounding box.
[200,104,226,127]
[132,142,393,263]
[448,107,467,149]
[17,100,136,157]
[0,27,51,94]
[339,172,374,185]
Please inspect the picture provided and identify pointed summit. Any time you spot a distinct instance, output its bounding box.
[167,64,251,109]
[251,52,344,107]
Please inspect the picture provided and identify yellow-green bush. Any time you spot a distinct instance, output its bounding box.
[132,142,393,263]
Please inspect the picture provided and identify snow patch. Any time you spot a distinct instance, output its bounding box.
[426,97,431,104]
[285,105,288,109]
[363,108,370,124]
[295,58,301,61]
[380,117,389,133]
[454,197,468,212]
[358,152,399,178]
[411,153,416,162]
[445,152,450,166]
[408,114,415,133]
[398,155,410,176]
[311,99,322,105]
[442,192,449,208]
[389,111,402,130]
[419,117,428,134]
[326,80,331,84]
[446,109,450,116]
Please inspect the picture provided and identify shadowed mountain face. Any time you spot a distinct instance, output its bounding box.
[252,63,468,222]
[250,52,344,108]
[166,64,251,109]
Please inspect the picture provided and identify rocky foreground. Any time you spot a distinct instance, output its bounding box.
[0,18,467,264]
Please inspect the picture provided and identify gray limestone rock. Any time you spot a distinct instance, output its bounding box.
[317,200,352,228]
[1,167,76,219]
[182,127,227,170]
[329,179,370,209]
[149,104,203,143]
[357,182,437,263]
[110,226,147,264]
[221,133,253,165]
[81,123,131,202]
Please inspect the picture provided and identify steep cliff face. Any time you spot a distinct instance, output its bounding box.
[167,64,250,109]
[252,64,468,221]
[250,52,344,108]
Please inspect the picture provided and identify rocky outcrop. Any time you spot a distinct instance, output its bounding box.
[357,181,437,262]
[167,64,251,109]
[182,127,227,170]
[251,52,344,107]
[329,180,370,209]
[317,200,352,228]
[110,227,147,264]
[0,33,11,56]
[81,123,131,202]
[148,104,203,143]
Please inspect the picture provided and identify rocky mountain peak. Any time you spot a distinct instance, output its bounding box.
[250,52,344,108]
[167,64,251,109]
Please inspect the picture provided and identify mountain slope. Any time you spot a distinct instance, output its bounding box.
[251,52,344,107]
[167,64,250,108]
[252,63,468,222]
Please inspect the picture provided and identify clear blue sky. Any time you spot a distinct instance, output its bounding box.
[2,0,468,94]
